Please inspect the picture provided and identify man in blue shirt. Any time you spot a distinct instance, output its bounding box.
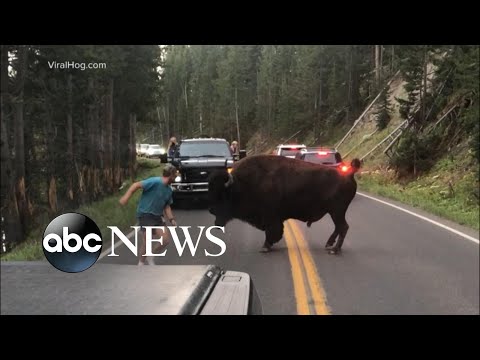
[119,164,178,265]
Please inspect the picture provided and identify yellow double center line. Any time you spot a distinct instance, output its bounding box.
[284,219,331,315]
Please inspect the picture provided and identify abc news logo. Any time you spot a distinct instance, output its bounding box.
[42,213,103,273]
[43,213,226,273]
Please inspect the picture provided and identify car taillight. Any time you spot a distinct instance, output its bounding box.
[318,151,328,156]
[227,168,233,174]
[341,165,349,172]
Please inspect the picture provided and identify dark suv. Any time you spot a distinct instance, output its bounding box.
[161,138,245,204]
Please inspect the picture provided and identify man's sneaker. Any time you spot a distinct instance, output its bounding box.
[138,261,145,266]
[146,256,155,266]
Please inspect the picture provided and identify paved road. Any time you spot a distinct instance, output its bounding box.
[100,192,479,315]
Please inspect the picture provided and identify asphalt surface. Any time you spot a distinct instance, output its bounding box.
[100,192,479,315]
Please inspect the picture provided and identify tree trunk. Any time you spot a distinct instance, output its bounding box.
[184,81,188,132]
[317,60,322,140]
[268,85,272,137]
[346,46,353,120]
[184,81,188,108]
[422,47,428,122]
[156,106,163,146]
[87,78,96,199]
[13,45,29,234]
[234,87,241,148]
[163,105,169,140]
[375,45,382,89]
[113,112,120,189]
[0,105,18,250]
[48,176,57,214]
[98,97,105,196]
[413,124,417,177]
[1,44,22,250]
[129,113,137,180]
[172,105,177,137]
[66,73,74,203]
[23,107,34,208]
[351,46,360,113]
[391,45,395,73]
[105,78,114,193]
[380,45,383,74]
[1,45,10,194]
[119,109,130,186]
[44,76,58,214]
[331,59,337,110]
[93,85,101,196]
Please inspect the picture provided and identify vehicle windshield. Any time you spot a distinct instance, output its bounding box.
[280,148,304,156]
[178,142,232,158]
[303,152,340,165]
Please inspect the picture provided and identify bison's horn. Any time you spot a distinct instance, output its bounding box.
[224,173,234,188]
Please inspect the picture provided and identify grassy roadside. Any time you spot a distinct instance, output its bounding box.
[356,157,479,231]
[1,158,164,261]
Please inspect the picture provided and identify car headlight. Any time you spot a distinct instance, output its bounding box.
[175,175,182,182]
[160,148,166,154]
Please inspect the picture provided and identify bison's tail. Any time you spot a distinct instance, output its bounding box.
[351,158,361,174]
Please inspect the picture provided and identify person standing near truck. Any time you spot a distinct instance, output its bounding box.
[230,140,239,156]
[167,137,178,158]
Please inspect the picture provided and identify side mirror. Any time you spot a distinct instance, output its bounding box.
[239,150,247,160]
[160,154,168,163]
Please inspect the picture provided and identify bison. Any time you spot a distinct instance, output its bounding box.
[208,154,361,254]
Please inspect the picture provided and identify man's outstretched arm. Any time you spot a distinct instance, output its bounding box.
[119,182,142,206]
[164,205,177,226]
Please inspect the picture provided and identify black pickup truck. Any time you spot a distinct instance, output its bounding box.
[161,138,246,204]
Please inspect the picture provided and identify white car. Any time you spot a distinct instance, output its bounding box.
[138,144,150,157]
[145,144,165,158]
[275,144,307,158]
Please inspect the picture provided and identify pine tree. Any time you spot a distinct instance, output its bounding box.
[374,85,392,130]
[451,45,479,165]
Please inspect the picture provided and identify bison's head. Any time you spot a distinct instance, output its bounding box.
[208,170,235,227]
